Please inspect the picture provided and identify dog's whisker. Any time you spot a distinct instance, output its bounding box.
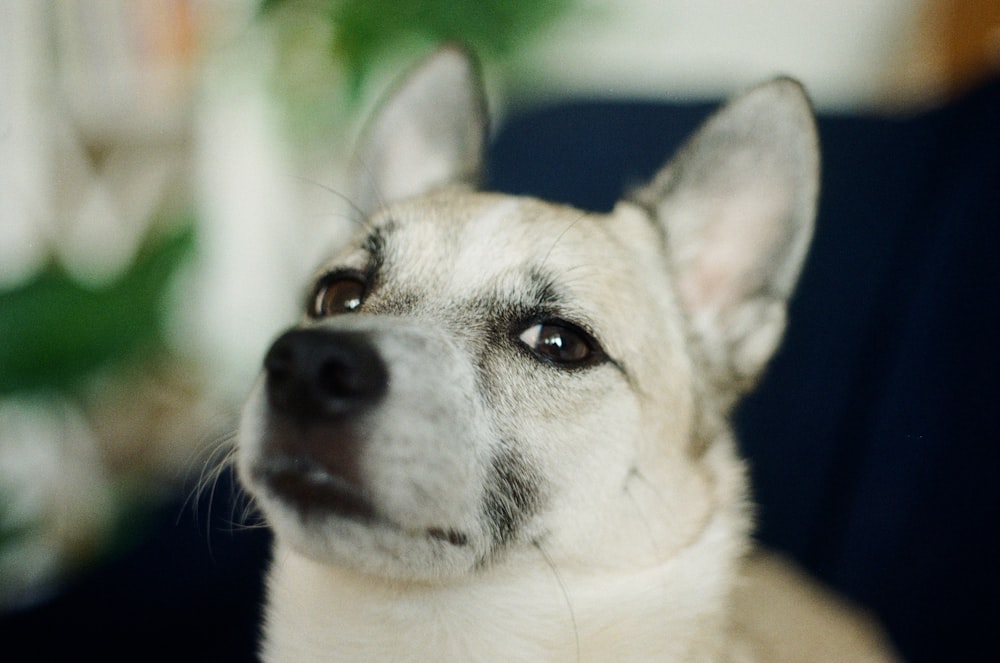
[623,470,661,556]
[230,488,264,531]
[287,174,369,229]
[623,468,673,599]
[175,433,232,563]
[540,211,589,271]
[532,540,580,663]
[353,155,388,219]
[182,429,266,548]
[179,431,234,522]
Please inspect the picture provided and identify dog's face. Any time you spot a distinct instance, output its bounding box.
[240,190,701,579]
[238,48,819,584]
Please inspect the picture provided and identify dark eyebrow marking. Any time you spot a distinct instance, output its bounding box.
[484,268,563,329]
[526,267,563,308]
[362,218,397,280]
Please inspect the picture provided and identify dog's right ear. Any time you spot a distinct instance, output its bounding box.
[352,46,488,216]
[631,78,819,398]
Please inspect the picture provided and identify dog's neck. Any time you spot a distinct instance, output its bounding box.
[261,442,751,663]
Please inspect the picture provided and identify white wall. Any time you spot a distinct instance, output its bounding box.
[515,0,925,110]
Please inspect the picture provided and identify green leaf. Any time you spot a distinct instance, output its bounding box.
[0,225,195,395]
[261,0,573,100]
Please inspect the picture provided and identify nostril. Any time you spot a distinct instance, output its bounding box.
[263,338,299,413]
[317,356,366,399]
[264,341,295,383]
[264,329,387,420]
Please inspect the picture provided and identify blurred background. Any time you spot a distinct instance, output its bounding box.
[1,0,998,661]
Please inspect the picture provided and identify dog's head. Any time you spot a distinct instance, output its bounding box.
[237,47,818,582]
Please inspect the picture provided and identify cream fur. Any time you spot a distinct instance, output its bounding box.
[236,48,899,662]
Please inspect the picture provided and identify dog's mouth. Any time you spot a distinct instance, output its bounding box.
[257,455,377,522]
[253,456,469,547]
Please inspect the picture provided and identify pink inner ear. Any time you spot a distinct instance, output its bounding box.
[676,184,792,317]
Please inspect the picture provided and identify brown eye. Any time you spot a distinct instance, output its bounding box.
[517,320,601,366]
[309,275,366,318]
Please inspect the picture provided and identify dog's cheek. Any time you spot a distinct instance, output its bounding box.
[481,445,545,555]
[478,355,646,543]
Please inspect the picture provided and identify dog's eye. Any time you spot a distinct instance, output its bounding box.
[517,320,600,367]
[309,275,366,318]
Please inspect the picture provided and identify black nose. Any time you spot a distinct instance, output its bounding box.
[264,329,388,421]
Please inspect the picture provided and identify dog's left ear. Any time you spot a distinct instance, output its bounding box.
[632,78,819,395]
[352,46,488,216]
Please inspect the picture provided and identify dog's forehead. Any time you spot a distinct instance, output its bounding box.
[380,192,585,265]
[366,190,662,291]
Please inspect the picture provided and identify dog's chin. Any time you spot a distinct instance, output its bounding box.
[248,462,484,581]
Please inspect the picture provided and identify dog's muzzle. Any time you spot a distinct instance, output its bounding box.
[255,328,389,519]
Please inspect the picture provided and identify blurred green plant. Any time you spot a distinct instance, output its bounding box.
[260,0,573,99]
[0,223,195,396]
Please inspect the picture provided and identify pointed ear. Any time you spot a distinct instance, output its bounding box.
[352,46,488,216]
[632,78,819,395]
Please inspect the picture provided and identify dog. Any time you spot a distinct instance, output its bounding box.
[236,47,899,662]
